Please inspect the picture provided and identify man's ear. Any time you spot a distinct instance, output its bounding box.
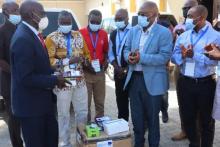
[3,9,9,18]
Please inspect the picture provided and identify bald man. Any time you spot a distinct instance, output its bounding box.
[123,1,173,147]
[108,9,131,121]
[0,1,23,147]
[171,5,220,147]
[172,0,199,141]
[10,1,69,147]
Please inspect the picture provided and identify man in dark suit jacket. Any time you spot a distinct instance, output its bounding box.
[0,1,23,147]
[10,1,69,147]
[108,9,131,121]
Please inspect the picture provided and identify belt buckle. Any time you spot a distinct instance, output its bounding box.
[195,78,198,83]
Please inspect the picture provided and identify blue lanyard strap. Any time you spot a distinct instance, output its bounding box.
[89,32,99,58]
[66,33,72,58]
[190,26,209,48]
[117,29,129,55]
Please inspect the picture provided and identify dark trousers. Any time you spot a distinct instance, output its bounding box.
[2,72,23,147]
[129,72,162,147]
[161,91,168,113]
[115,76,129,121]
[178,75,216,147]
[5,99,23,147]
[19,114,58,147]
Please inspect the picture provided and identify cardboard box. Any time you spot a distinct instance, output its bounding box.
[76,129,132,147]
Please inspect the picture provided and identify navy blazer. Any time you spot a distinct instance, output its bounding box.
[10,23,57,117]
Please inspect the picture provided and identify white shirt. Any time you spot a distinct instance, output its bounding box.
[134,23,155,71]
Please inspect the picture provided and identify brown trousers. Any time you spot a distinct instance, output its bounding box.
[84,71,106,121]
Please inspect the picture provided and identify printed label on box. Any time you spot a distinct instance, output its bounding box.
[97,140,113,147]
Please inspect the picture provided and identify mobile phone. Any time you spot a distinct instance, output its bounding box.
[203,52,209,57]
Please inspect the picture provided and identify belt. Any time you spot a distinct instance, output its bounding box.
[180,74,215,83]
[133,71,143,75]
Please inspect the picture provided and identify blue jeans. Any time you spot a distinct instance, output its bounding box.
[128,72,162,147]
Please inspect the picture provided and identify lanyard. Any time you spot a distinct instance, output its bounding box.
[66,33,72,58]
[89,32,99,58]
[190,26,209,48]
[117,29,129,55]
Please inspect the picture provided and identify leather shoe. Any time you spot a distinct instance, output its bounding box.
[162,111,169,123]
[171,131,187,141]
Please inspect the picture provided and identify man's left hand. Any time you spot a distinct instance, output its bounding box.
[103,60,108,71]
[186,49,194,58]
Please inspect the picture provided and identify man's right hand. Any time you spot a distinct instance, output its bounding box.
[56,76,71,89]
[128,52,137,65]
[83,60,96,74]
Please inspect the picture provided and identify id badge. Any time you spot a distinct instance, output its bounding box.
[217,61,220,76]
[70,80,76,86]
[185,61,195,77]
[92,59,101,72]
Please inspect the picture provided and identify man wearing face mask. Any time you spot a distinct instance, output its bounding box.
[171,0,198,141]
[80,10,108,121]
[45,10,90,147]
[123,1,173,147]
[108,9,131,121]
[171,5,220,147]
[0,1,24,147]
[10,1,70,147]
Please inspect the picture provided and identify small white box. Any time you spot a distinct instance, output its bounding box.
[103,119,129,136]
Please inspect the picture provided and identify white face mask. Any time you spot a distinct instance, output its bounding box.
[89,23,101,32]
[58,25,72,34]
[138,15,150,27]
[115,21,126,29]
[185,18,195,31]
[38,17,49,31]
[8,14,21,25]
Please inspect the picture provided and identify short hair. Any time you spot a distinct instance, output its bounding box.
[116,8,128,18]
[193,5,208,19]
[2,1,16,14]
[20,0,42,21]
[58,10,72,23]
[88,9,102,19]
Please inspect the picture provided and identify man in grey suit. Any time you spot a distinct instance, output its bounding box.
[123,1,173,147]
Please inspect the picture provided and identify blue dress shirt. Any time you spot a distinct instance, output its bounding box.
[171,24,220,78]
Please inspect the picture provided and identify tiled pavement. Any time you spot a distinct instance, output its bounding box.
[0,76,220,147]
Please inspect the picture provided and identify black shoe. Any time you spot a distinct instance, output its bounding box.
[162,111,169,123]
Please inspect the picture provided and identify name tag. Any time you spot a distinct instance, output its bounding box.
[217,61,220,76]
[185,61,195,77]
[92,59,101,72]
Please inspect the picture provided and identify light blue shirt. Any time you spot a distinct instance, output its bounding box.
[171,24,220,78]
[108,24,131,66]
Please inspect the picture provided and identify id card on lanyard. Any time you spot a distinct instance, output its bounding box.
[184,26,209,77]
[117,30,128,66]
[89,32,101,72]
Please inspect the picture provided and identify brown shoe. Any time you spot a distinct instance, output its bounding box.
[171,131,187,141]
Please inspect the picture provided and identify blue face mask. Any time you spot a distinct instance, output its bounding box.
[58,25,72,34]
[8,14,21,25]
[185,18,195,31]
[115,21,126,29]
[89,23,101,32]
[138,15,149,27]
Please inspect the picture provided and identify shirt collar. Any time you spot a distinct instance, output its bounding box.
[118,24,131,32]
[22,21,39,36]
[192,24,209,34]
[139,21,155,34]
